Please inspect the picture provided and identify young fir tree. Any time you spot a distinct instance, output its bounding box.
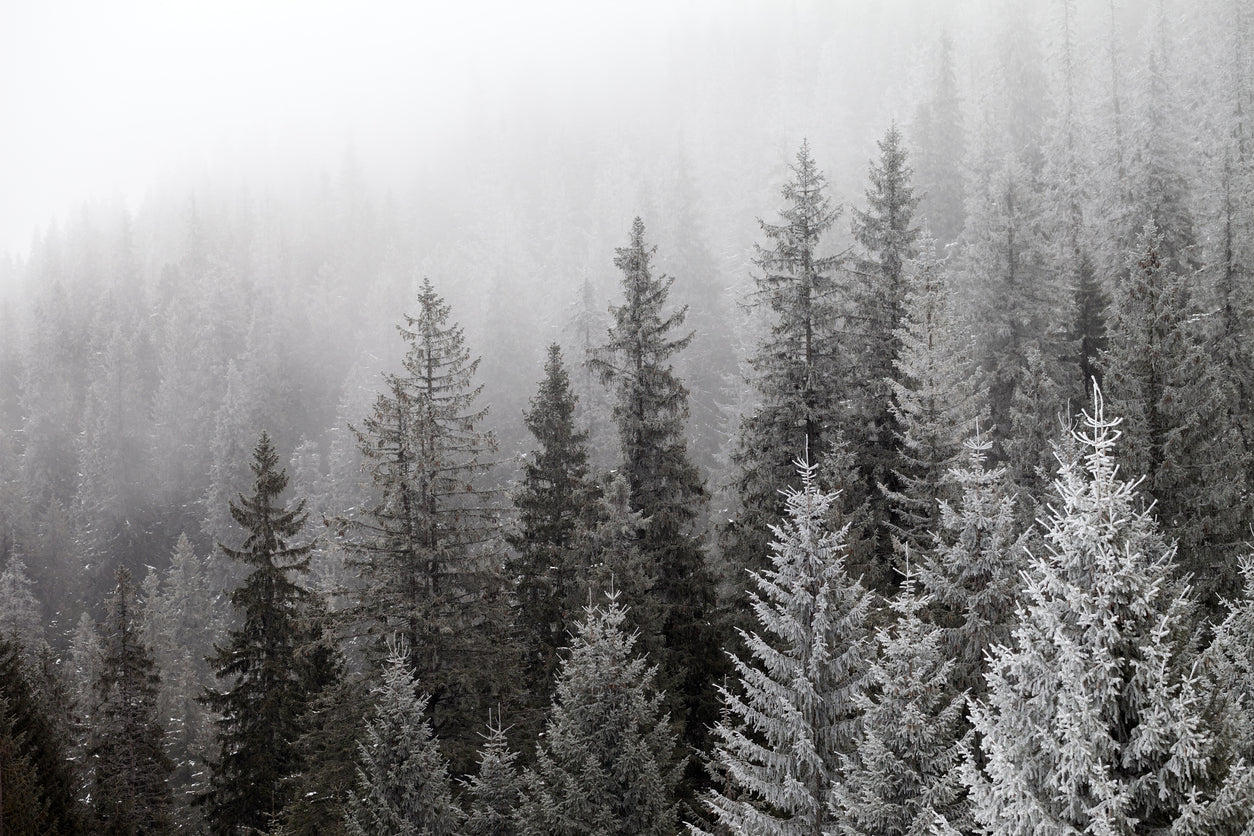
[727,140,846,592]
[1207,557,1254,764]
[202,431,322,835]
[885,236,984,556]
[461,713,523,836]
[507,343,600,729]
[832,576,968,836]
[520,591,680,836]
[344,645,462,836]
[89,566,174,835]
[346,277,507,773]
[589,217,721,778]
[847,122,921,571]
[1102,222,1246,610]
[916,432,1029,697]
[698,459,875,836]
[963,387,1254,834]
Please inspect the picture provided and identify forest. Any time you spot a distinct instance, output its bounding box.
[2,0,1254,833]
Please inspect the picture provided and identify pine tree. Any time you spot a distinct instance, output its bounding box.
[280,675,368,836]
[832,577,968,836]
[917,432,1029,697]
[0,552,46,664]
[699,459,875,836]
[847,122,921,574]
[345,277,507,773]
[344,646,462,836]
[589,217,722,779]
[202,431,321,835]
[89,566,174,835]
[727,139,845,596]
[521,591,680,836]
[461,714,523,836]
[885,237,984,555]
[963,386,1254,834]
[507,344,600,727]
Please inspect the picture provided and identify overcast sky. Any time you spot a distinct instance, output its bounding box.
[0,0,728,259]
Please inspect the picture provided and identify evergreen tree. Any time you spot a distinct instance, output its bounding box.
[917,432,1029,697]
[202,431,321,835]
[1102,222,1246,609]
[589,217,721,779]
[911,33,966,248]
[345,277,507,773]
[699,459,875,836]
[0,637,82,834]
[461,714,523,836]
[344,646,461,836]
[963,387,1254,834]
[832,577,968,836]
[521,591,680,836]
[847,122,921,574]
[89,566,174,835]
[727,140,845,593]
[885,237,984,556]
[507,344,599,728]
[0,553,46,664]
[280,675,368,836]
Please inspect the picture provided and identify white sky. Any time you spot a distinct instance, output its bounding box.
[0,0,699,260]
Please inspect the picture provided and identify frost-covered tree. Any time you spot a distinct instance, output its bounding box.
[344,646,461,836]
[698,459,875,836]
[345,277,507,772]
[886,238,984,554]
[461,714,523,836]
[521,591,680,836]
[0,553,45,664]
[590,217,721,772]
[912,33,966,248]
[728,140,846,590]
[963,387,1254,834]
[833,577,968,836]
[917,432,1029,696]
[202,432,322,835]
[89,566,174,835]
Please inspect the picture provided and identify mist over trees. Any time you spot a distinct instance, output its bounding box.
[2,0,1254,832]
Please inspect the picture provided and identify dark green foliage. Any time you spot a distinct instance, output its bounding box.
[589,217,722,786]
[848,122,921,581]
[280,675,367,836]
[727,139,845,600]
[507,344,600,736]
[345,277,509,774]
[89,566,173,835]
[0,637,82,835]
[202,431,321,835]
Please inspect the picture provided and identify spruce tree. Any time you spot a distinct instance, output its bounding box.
[346,277,507,772]
[461,714,523,836]
[344,646,461,836]
[521,591,680,836]
[589,217,721,780]
[1102,222,1246,609]
[507,344,599,729]
[89,565,174,835]
[963,387,1254,834]
[916,431,1028,696]
[832,577,968,836]
[885,236,984,556]
[912,33,966,248]
[0,637,82,834]
[727,139,846,593]
[699,459,875,836]
[202,431,320,835]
